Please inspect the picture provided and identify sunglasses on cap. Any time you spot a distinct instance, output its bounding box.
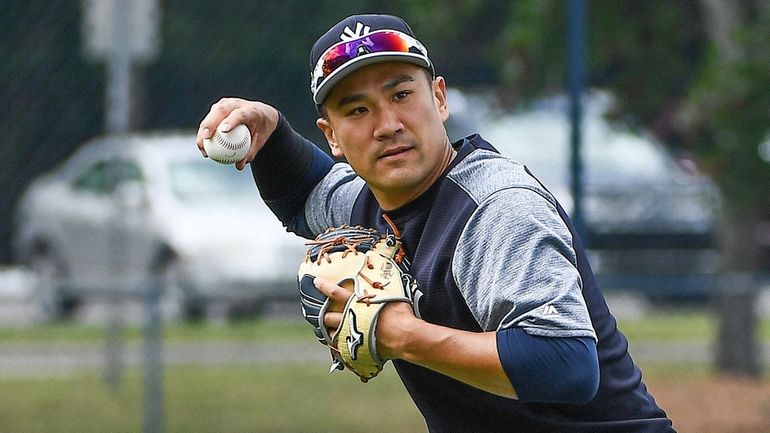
[311,30,431,102]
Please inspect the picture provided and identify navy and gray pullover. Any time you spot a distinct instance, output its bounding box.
[251,114,674,433]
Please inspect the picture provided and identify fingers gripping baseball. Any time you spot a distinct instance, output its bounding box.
[196,98,279,170]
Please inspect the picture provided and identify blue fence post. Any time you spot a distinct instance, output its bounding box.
[567,0,588,246]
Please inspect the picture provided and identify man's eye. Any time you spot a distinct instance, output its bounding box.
[394,91,411,100]
[347,107,368,116]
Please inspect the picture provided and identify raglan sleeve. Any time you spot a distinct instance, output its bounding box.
[452,186,597,340]
[250,113,365,239]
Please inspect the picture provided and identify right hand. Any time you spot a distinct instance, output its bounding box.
[196,98,280,170]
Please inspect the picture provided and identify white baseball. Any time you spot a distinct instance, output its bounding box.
[203,124,251,164]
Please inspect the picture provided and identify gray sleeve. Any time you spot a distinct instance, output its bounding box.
[452,187,596,340]
[304,163,365,236]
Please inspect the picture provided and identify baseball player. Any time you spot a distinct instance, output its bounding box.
[196,13,674,432]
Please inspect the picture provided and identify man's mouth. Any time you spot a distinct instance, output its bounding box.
[380,146,412,159]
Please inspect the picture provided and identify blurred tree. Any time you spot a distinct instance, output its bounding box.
[499,0,770,264]
[4,1,767,293]
[0,1,512,263]
[497,0,770,376]
[145,0,511,144]
[385,0,512,86]
[691,0,770,377]
[691,0,770,222]
[498,1,707,128]
[0,1,103,263]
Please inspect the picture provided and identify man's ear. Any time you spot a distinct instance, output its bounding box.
[316,117,344,158]
[433,76,449,122]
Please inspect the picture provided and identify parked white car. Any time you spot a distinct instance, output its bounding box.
[13,132,308,320]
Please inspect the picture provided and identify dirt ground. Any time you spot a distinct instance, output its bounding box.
[648,375,770,433]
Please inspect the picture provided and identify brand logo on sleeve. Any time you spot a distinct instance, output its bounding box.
[542,304,559,316]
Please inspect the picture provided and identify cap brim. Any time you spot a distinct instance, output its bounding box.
[313,52,432,105]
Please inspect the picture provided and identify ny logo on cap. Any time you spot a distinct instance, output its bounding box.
[340,22,372,41]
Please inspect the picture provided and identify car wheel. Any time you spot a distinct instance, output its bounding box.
[157,257,206,322]
[28,251,80,321]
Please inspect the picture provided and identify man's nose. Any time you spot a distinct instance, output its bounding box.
[374,106,404,140]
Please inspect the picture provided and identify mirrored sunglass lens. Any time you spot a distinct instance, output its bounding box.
[323,53,350,76]
[321,32,411,77]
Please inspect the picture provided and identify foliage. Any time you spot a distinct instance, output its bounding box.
[499,0,707,134]
[145,0,512,140]
[2,0,768,267]
[0,1,511,263]
[389,0,513,85]
[497,0,770,267]
[686,4,770,214]
[0,1,104,262]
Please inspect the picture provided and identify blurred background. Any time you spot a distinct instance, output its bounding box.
[1,0,769,432]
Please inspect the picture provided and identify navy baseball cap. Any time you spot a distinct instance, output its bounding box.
[310,14,434,106]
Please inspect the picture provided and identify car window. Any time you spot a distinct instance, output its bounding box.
[72,160,110,194]
[113,159,144,185]
[168,160,256,202]
[72,158,145,195]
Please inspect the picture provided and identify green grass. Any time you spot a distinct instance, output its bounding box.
[5,310,770,345]
[617,310,770,342]
[0,364,424,433]
[0,317,423,432]
[0,317,310,344]
[634,361,715,379]
[2,311,769,432]
[616,311,716,341]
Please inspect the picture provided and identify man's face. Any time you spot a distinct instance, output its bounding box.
[316,62,452,210]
